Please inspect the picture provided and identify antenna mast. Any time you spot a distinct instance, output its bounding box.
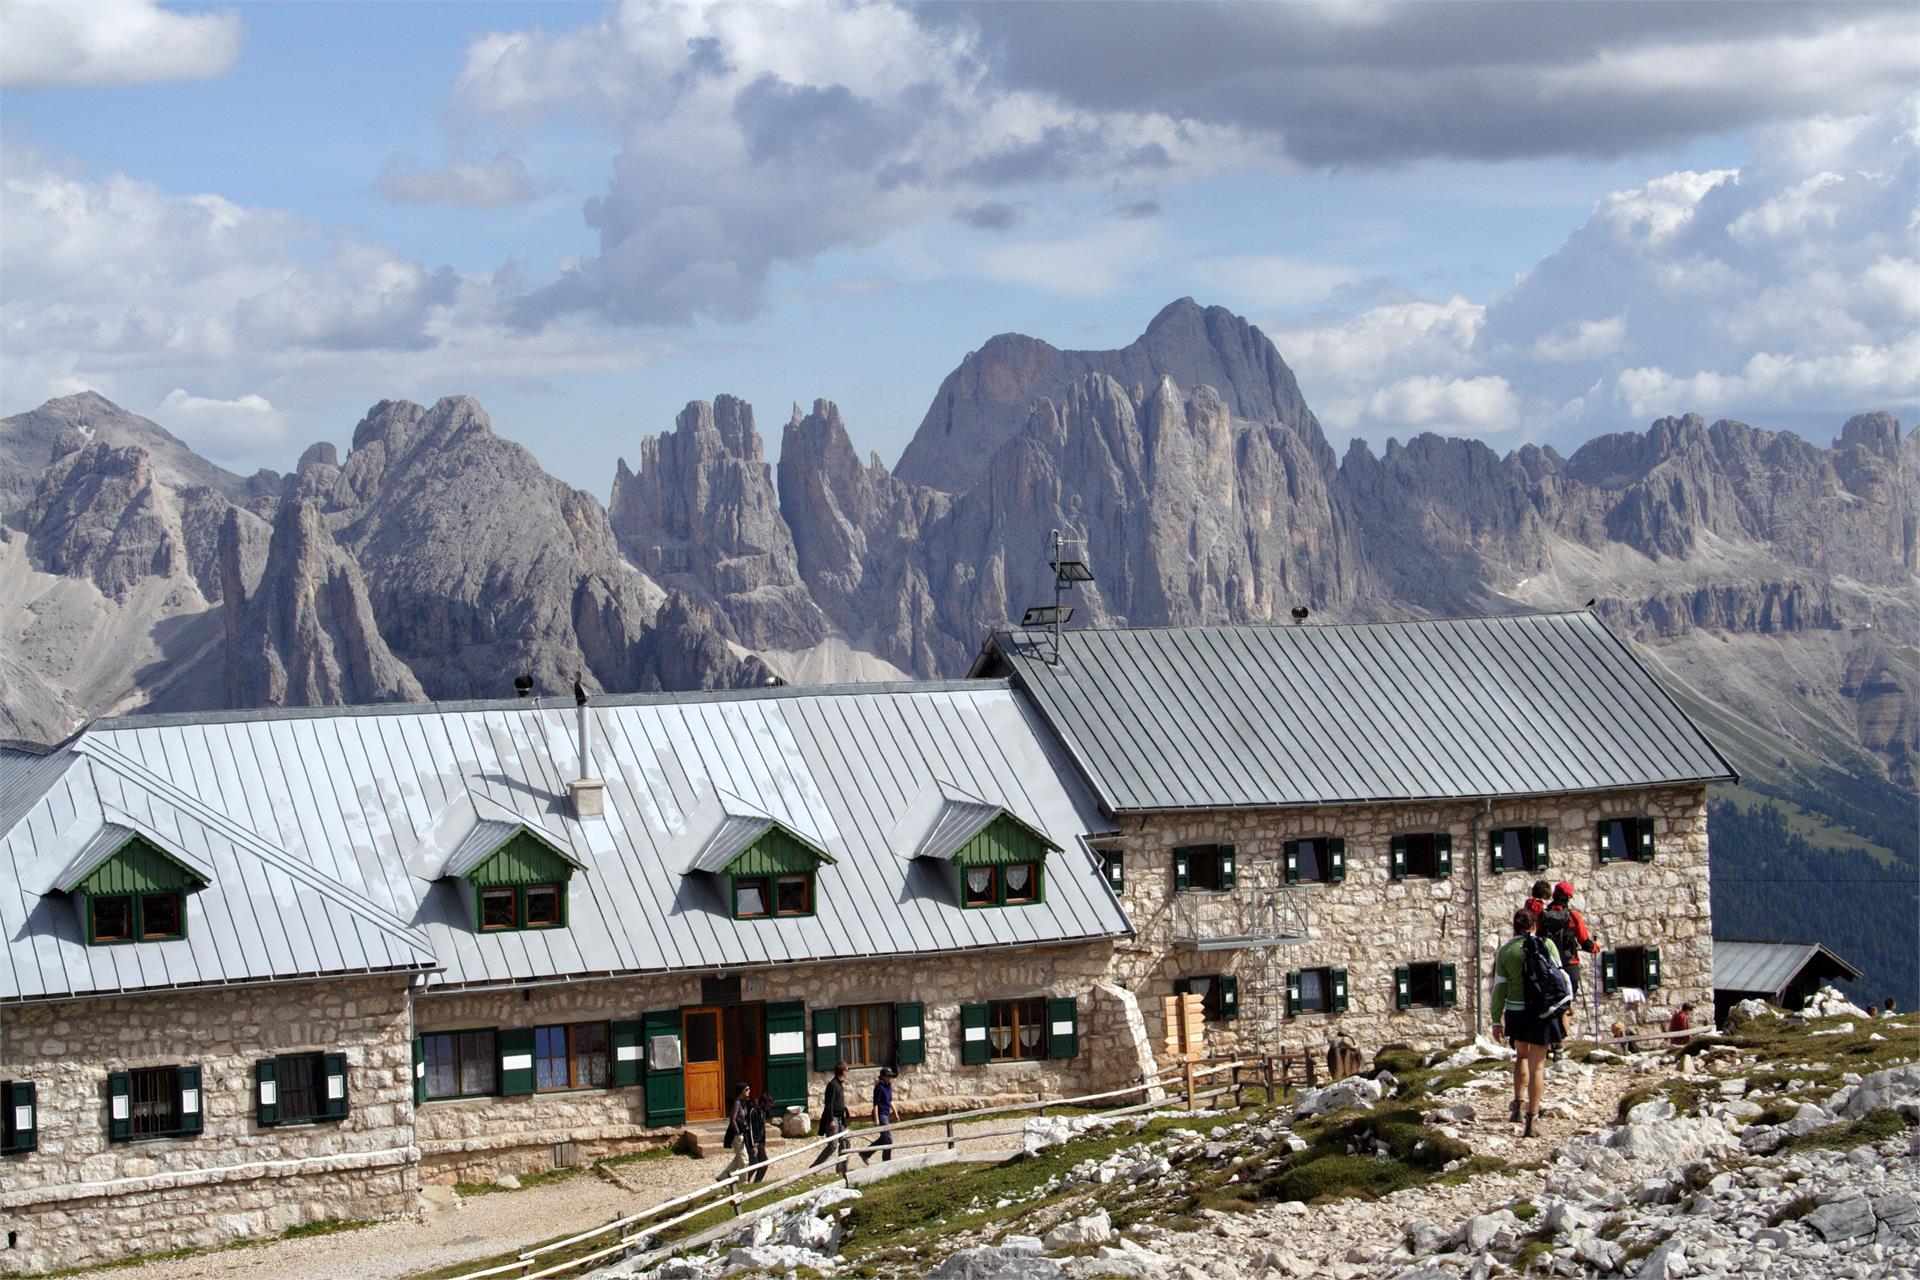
[1019,528,1094,665]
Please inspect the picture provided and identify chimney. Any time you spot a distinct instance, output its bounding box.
[568,673,605,818]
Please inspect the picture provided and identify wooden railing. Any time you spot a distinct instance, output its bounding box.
[442,1057,1280,1280]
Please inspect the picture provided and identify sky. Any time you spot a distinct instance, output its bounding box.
[1,0,1915,491]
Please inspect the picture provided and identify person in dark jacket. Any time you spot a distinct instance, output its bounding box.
[862,1067,897,1163]
[717,1082,755,1182]
[811,1062,851,1168]
[744,1092,771,1184]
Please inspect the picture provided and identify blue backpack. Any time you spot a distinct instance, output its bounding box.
[1522,935,1574,1018]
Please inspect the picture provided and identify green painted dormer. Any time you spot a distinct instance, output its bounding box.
[55,825,212,945]
[443,821,586,933]
[685,809,836,920]
[914,789,1062,909]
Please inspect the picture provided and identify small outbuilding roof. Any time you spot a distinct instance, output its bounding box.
[1713,938,1863,1000]
[974,612,1737,812]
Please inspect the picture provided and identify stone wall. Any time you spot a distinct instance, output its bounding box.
[1104,784,1710,1065]
[0,975,417,1277]
[414,940,1137,1184]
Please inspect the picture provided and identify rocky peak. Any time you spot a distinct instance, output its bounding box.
[21,443,184,601]
[0,390,248,519]
[1836,411,1901,458]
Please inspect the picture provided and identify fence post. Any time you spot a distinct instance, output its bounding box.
[945,1117,955,1153]
[1183,1058,1197,1111]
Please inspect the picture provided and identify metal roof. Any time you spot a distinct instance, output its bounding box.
[51,820,214,893]
[978,612,1737,812]
[1713,938,1862,999]
[1,679,1126,999]
[441,818,586,880]
[914,781,1061,862]
[683,796,835,875]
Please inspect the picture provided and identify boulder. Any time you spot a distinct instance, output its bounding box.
[930,1245,1066,1279]
[672,1129,704,1159]
[1806,1194,1876,1241]
[1831,1063,1920,1119]
[1634,1237,1688,1280]
[1044,1210,1112,1250]
[1294,1076,1384,1118]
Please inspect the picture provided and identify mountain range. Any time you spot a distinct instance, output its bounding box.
[3,298,1914,996]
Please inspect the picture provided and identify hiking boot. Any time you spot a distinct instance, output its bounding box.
[1523,1111,1537,1138]
[1509,1098,1522,1124]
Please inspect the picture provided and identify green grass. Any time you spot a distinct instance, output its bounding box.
[1779,1108,1915,1153]
[1253,1107,1496,1205]
[453,1163,587,1197]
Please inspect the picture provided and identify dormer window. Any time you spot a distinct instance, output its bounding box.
[685,800,835,922]
[443,821,584,935]
[56,826,210,947]
[914,786,1061,911]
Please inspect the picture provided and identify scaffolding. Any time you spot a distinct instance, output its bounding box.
[1168,864,1311,1053]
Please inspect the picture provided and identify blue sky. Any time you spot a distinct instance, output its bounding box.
[2,1,1914,490]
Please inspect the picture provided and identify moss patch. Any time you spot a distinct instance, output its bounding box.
[1780,1108,1915,1153]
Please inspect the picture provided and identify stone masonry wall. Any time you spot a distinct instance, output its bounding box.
[414,940,1135,1184]
[0,975,417,1277]
[1105,784,1710,1067]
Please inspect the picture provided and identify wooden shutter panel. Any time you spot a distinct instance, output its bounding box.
[642,1009,686,1126]
[1285,971,1302,1017]
[959,1003,990,1066]
[177,1065,203,1136]
[1435,833,1452,879]
[1390,835,1408,880]
[610,1020,644,1087]
[1331,969,1349,1013]
[1217,845,1237,891]
[2,1081,36,1155]
[762,1002,806,1115]
[322,1052,349,1119]
[1328,838,1346,883]
[1596,820,1613,864]
[1440,964,1458,1008]
[498,1029,535,1097]
[1283,841,1299,884]
[1644,947,1662,989]
[255,1058,280,1126]
[1488,830,1505,875]
[1103,849,1124,893]
[1533,827,1550,871]
[411,1036,425,1106]
[1637,818,1656,863]
[812,1008,841,1072]
[108,1070,131,1142]
[1394,965,1411,1010]
[1219,976,1238,1021]
[1173,849,1190,892]
[893,1002,925,1067]
[1601,950,1619,993]
[1047,996,1078,1059]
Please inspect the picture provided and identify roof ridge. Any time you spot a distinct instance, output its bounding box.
[997,610,1595,640]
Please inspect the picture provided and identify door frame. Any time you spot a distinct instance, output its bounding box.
[681,1005,726,1122]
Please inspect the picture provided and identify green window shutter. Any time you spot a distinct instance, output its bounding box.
[959,1003,990,1066]
[1283,841,1299,884]
[763,1002,806,1115]
[610,1020,643,1087]
[812,1007,841,1072]
[1173,849,1190,892]
[1645,947,1662,990]
[1046,996,1078,1059]
[2,1081,37,1155]
[1331,968,1349,1013]
[1637,818,1656,863]
[1596,820,1613,864]
[1389,835,1408,879]
[177,1065,203,1136]
[108,1070,131,1142]
[255,1059,280,1126]
[642,1010,686,1126]
[1440,964,1458,1008]
[1533,827,1550,871]
[1601,950,1619,993]
[1435,833,1452,879]
[893,1002,925,1067]
[1219,976,1239,1021]
[1328,838,1346,883]
[498,1028,535,1097]
[411,1036,425,1107]
[1102,849,1124,893]
[1488,831,1505,875]
[322,1053,349,1119]
[1285,971,1302,1017]
[1394,965,1411,1011]
[1218,845,1237,891]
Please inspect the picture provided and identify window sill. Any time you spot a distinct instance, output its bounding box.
[262,1115,346,1128]
[113,1132,199,1144]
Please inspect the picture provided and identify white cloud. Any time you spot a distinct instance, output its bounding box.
[1337,373,1521,435]
[971,222,1161,297]
[1272,296,1484,394]
[1526,314,1628,363]
[378,154,559,208]
[1190,255,1355,309]
[0,0,243,88]
[153,388,286,456]
[1615,336,1920,421]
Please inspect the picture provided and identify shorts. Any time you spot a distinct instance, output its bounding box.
[1504,1008,1565,1047]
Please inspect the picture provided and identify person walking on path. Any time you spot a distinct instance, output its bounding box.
[1667,1002,1693,1047]
[744,1091,771,1184]
[717,1082,755,1182]
[1492,907,1567,1138]
[862,1068,897,1164]
[1539,882,1597,1041]
[1524,880,1553,919]
[811,1062,852,1169]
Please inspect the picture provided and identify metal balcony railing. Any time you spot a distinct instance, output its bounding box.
[1170,870,1309,950]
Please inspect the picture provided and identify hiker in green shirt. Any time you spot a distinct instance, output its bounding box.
[1491,907,1564,1137]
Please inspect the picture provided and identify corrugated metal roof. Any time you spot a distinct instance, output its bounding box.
[1713,938,1862,999]
[441,818,586,880]
[51,820,215,893]
[980,612,1737,812]
[682,796,834,874]
[1,679,1126,1000]
[914,781,1062,862]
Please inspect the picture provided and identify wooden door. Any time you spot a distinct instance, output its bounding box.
[682,1007,725,1121]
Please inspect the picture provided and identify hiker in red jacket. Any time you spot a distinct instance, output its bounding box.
[1667,1002,1693,1046]
[1538,883,1597,1039]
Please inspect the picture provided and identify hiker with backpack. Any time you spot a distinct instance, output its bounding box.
[1491,907,1570,1138]
[1524,880,1552,919]
[1538,882,1597,1039]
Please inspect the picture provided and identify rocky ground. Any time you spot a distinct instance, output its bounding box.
[622,992,1918,1280]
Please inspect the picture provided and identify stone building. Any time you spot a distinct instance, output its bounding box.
[1,612,1732,1273]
